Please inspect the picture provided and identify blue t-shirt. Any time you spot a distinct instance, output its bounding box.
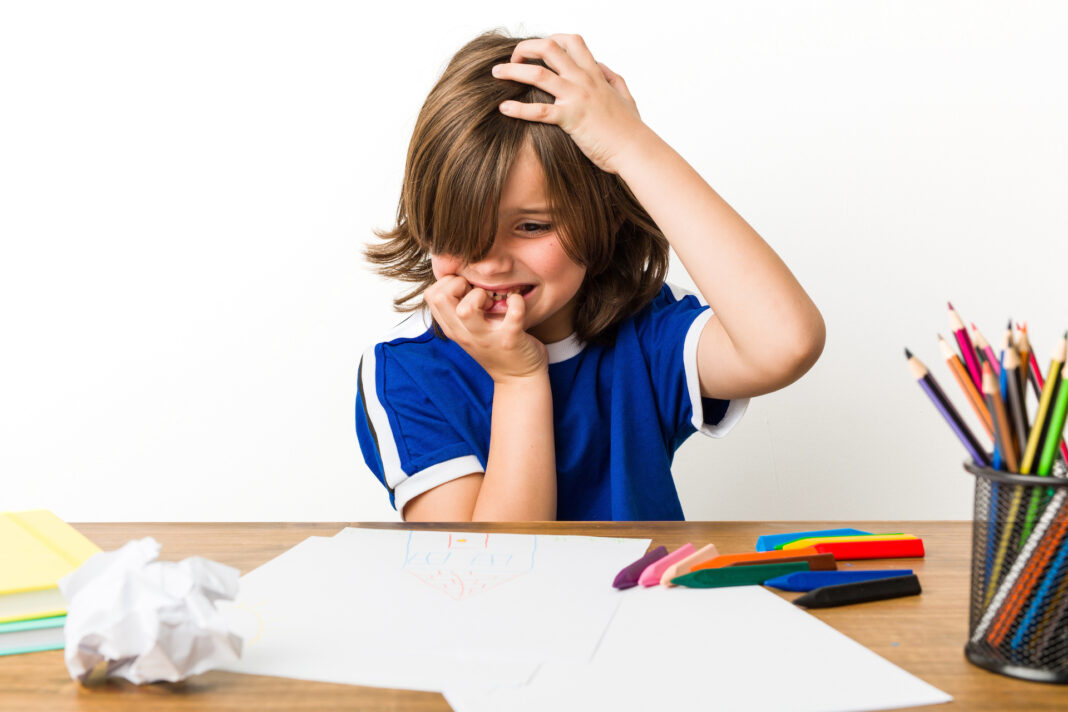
[355,284,747,520]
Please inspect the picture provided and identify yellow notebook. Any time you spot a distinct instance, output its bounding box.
[0,510,101,624]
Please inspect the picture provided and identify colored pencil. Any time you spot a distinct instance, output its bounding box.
[1018,322,1044,401]
[974,488,1068,640]
[949,302,983,391]
[994,353,1008,471]
[906,349,990,467]
[1020,344,1064,474]
[1010,523,1068,651]
[1003,348,1029,467]
[1035,567,1068,658]
[1017,348,1066,545]
[1037,372,1068,477]
[937,334,994,440]
[971,322,1000,377]
[987,499,1068,647]
[1015,323,1031,403]
[984,363,1018,473]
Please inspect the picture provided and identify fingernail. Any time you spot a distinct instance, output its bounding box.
[499,101,514,112]
[491,64,503,76]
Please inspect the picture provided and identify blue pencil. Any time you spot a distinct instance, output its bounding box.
[1010,530,1068,651]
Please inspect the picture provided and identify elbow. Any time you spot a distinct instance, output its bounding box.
[785,308,826,381]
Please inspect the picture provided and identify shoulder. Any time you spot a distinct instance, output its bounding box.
[625,282,709,340]
[358,308,488,406]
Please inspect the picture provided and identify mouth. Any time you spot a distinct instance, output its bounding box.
[475,284,535,314]
[483,285,534,299]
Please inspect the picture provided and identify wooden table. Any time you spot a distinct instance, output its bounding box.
[2,521,1066,711]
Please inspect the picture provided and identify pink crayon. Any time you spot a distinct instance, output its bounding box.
[638,543,695,587]
[661,543,720,587]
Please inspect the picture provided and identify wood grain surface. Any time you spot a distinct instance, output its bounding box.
[1,521,1064,711]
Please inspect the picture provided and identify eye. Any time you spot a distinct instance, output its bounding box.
[517,222,550,235]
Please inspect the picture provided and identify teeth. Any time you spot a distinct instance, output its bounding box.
[489,288,524,299]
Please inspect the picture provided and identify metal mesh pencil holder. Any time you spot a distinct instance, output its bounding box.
[964,461,1068,683]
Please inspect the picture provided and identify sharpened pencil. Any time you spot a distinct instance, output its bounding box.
[984,362,1019,473]
[906,349,990,467]
[1014,322,1030,403]
[938,334,994,440]
[1037,366,1068,476]
[1020,337,1065,474]
[972,322,1000,377]
[949,302,983,391]
[1004,348,1029,467]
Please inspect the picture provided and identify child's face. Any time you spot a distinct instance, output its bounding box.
[430,139,587,344]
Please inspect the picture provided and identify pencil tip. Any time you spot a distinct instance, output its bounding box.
[971,322,977,331]
[905,347,913,358]
[1007,318,1012,329]
[947,301,954,310]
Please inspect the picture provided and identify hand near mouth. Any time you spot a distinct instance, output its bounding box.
[424,275,548,383]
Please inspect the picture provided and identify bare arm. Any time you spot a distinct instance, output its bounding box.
[405,284,557,522]
[496,35,825,402]
[612,129,826,400]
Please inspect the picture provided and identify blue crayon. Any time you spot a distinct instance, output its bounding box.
[756,528,872,553]
[763,569,914,592]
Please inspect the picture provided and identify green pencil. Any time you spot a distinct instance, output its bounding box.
[1037,372,1068,476]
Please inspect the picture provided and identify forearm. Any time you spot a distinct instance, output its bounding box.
[470,374,557,521]
[615,128,825,362]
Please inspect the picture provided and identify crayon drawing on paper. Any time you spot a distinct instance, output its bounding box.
[402,531,538,600]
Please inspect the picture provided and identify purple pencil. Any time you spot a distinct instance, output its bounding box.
[907,348,991,467]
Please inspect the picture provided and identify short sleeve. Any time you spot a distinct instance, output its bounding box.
[356,343,484,514]
[636,284,748,440]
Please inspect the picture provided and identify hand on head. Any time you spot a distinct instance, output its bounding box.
[491,33,647,175]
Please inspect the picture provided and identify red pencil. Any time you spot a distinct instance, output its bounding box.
[949,302,983,390]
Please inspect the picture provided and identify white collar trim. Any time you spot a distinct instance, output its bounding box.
[545,333,585,363]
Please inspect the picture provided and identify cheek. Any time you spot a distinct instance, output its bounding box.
[538,242,586,291]
[430,254,463,280]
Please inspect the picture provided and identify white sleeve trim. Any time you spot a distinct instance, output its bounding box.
[682,308,749,438]
[394,455,484,517]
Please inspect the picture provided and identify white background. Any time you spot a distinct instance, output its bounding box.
[2,1,1066,522]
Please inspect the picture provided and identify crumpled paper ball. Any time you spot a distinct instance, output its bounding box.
[57,537,242,684]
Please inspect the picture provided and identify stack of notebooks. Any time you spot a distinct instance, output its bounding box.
[0,510,100,656]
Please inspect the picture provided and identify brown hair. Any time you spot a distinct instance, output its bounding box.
[366,29,669,344]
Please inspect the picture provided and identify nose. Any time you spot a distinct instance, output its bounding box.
[468,238,513,277]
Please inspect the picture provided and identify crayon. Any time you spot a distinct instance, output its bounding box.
[792,575,922,608]
[763,570,914,592]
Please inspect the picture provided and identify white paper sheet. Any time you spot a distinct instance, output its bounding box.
[219,529,650,691]
[444,586,952,712]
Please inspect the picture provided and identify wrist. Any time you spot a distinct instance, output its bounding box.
[610,124,666,178]
[492,369,550,390]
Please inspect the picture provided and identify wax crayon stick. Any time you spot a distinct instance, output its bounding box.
[779,534,914,551]
[661,543,719,587]
[792,575,922,608]
[811,538,925,560]
[613,546,668,590]
[756,528,870,552]
[670,562,810,589]
[763,570,914,592]
[638,543,694,587]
